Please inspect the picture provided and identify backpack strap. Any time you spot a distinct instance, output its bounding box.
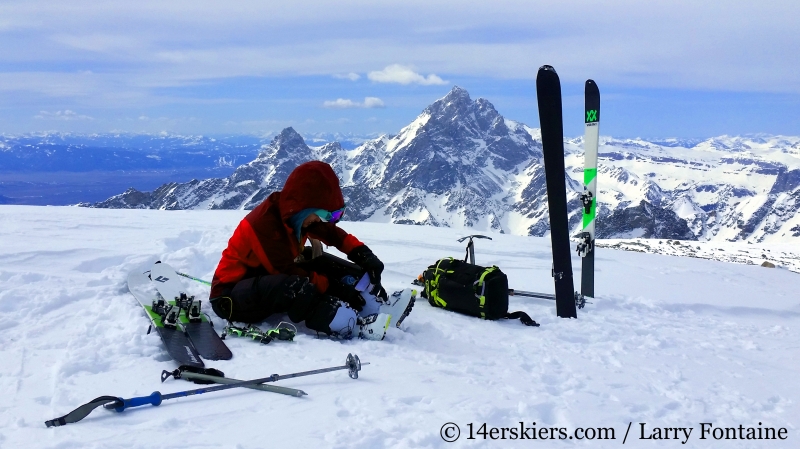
[427,257,454,308]
[473,265,498,319]
[505,311,540,327]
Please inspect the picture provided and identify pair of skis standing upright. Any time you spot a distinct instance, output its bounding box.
[537,65,600,319]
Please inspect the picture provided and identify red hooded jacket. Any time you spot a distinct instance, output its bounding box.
[210,161,364,298]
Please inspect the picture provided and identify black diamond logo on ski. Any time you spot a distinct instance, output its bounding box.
[154,275,170,283]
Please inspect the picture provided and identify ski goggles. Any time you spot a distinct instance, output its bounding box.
[314,204,346,224]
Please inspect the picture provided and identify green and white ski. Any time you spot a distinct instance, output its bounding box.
[577,79,600,298]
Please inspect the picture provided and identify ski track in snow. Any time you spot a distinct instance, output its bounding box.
[0,206,797,448]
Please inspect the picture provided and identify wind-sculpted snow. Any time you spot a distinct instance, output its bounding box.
[87,88,800,243]
[1,206,798,448]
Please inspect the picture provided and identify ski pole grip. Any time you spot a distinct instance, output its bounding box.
[114,392,163,412]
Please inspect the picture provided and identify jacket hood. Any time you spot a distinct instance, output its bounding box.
[279,161,345,222]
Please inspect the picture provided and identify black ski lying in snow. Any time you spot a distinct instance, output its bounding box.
[126,262,232,368]
[536,65,578,319]
[127,269,205,368]
[150,261,232,361]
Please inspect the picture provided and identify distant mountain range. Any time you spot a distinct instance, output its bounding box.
[0,133,270,172]
[0,132,382,173]
[78,87,800,242]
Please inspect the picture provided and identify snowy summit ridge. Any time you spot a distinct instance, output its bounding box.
[88,87,800,243]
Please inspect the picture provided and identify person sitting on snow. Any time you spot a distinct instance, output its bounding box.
[209,160,413,340]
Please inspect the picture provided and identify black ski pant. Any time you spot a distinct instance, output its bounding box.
[210,274,337,333]
[210,253,367,332]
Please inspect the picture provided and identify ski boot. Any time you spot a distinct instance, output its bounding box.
[357,313,391,341]
[380,289,416,328]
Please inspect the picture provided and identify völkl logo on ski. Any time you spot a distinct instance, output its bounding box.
[586,109,598,123]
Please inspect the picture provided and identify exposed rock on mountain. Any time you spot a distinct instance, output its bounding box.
[597,200,695,239]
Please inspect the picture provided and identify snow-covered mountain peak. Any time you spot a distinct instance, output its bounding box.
[422,86,504,137]
[424,85,472,117]
[273,126,305,146]
[259,127,309,160]
[86,89,800,243]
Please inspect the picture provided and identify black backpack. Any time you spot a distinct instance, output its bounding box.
[421,257,539,327]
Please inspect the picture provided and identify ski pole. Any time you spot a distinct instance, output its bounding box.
[173,370,307,397]
[160,364,306,397]
[45,354,365,427]
[176,271,211,287]
[508,289,556,300]
[509,289,587,309]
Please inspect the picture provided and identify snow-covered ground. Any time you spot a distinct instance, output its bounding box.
[0,205,798,448]
[597,239,800,274]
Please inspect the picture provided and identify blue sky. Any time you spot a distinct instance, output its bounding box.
[1,0,798,139]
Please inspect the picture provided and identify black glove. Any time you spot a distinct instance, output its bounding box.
[325,281,366,311]
[281,276,320,323]
[348,245,384,290]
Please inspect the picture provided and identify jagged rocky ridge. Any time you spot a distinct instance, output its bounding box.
[87,87,800,243]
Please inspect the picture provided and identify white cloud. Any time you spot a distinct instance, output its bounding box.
[1,0,799,134]
[323,97,385,109]
[34,110,93,121]
[1,2,798,96]
[323,98,359,108]
[362,97,385,108]
[368,64,447,86]
[333,72,360,81]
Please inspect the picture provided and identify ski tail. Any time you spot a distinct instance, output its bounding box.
[536,65,578,319]
[581,79,600,298]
